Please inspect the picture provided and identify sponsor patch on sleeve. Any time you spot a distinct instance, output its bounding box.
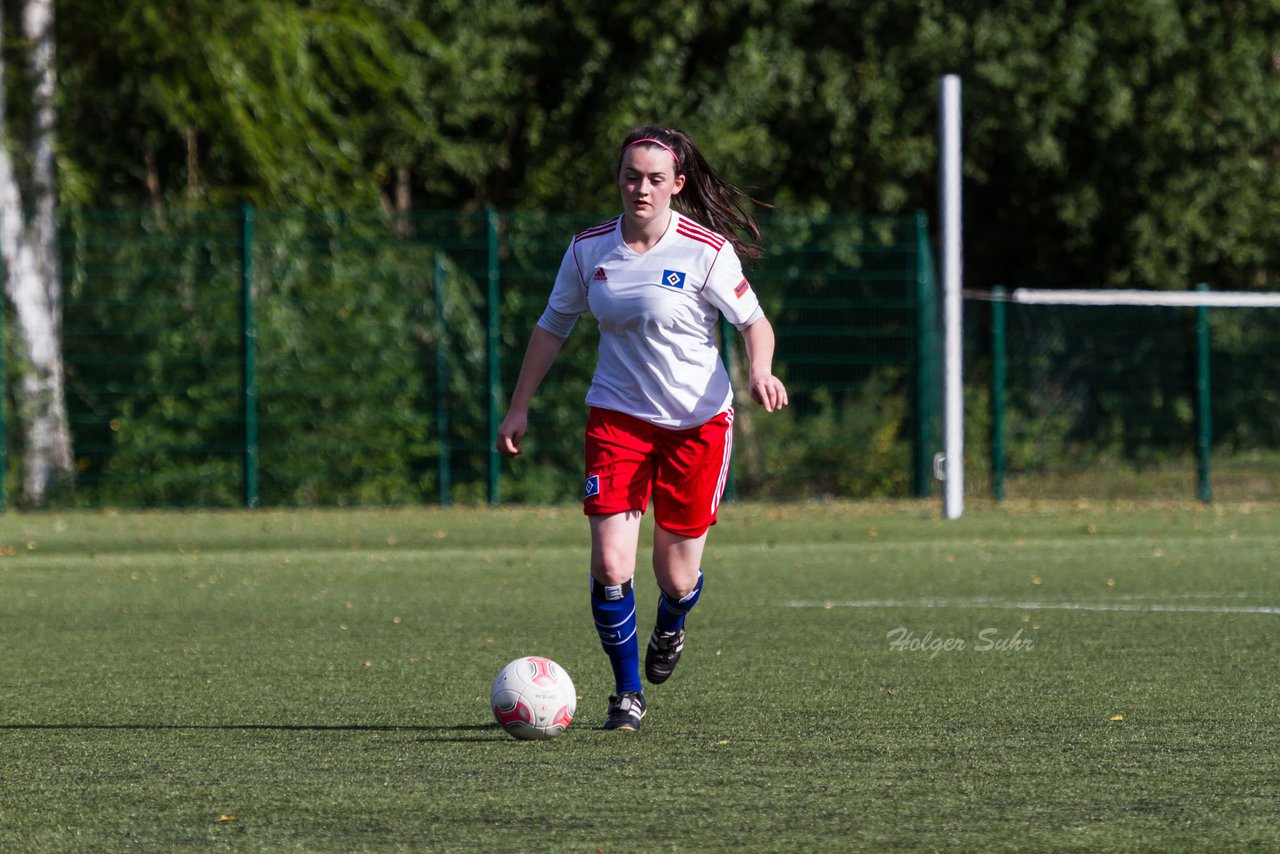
[734,278,750,298]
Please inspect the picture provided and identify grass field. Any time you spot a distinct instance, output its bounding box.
[2,500,1278,852]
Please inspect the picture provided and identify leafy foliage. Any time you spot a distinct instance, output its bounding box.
[53,1,1280,299]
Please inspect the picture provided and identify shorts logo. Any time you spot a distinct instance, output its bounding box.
[584,475,600,499]
[661,270,686,289]
[734,278,750,298]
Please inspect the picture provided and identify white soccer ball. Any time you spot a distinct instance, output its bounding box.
[490,656,577,740]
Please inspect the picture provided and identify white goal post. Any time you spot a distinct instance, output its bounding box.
[932,71,1280,514]
[938,74,964,519]
[932,72,1280,514]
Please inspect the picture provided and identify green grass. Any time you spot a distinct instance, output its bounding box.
[2,501,1278,852]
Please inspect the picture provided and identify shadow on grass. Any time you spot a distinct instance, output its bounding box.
[0,722,499,742]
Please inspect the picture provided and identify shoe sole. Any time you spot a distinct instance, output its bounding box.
[603,708,646,732]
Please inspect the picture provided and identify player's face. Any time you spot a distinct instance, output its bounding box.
[617,147,684,225]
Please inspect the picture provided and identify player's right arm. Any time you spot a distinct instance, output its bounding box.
[496,326,569,456]
[497,243,587,456]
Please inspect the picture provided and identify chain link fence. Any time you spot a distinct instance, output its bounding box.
[2,208,940,509]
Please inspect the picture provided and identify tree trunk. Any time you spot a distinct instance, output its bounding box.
[186,124,200,199]
[145,145,163,214]
[394,165,411,239]
[0,0,72,505]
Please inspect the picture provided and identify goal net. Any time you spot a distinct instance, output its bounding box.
[963,287,1280,502]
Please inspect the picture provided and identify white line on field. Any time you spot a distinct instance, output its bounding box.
[1111,591,1254,600]
[783,598,1280,616]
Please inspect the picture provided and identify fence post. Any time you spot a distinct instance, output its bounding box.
[0,286,6,513]
[990,286,1007,501]
[434,251,452,507]
[1195,282,1212,503]
[912,211,936,497]
[241,204,259,509]
[486,208,501,506]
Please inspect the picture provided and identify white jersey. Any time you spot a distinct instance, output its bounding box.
[536,211,764,430]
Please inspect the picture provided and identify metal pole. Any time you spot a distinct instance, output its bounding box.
[241,204,259,509]
[434,251,452,507]
[939,74,964,519]
[486,208,501,506]
[1195,282,1212,503]
[990,286,1006,501]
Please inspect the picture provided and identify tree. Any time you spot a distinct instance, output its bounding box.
[1,0,69,505]
[58,0,436,209]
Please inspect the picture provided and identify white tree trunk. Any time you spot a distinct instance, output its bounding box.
[0,0,71,505]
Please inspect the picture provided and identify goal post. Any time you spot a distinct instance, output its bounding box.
[969,284,1280,504]
[930,73,1279,509]
[938,74,964,519]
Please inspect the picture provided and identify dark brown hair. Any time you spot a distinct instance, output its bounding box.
[617,125,766,261]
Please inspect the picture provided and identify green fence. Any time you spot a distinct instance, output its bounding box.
[1,208,940,509]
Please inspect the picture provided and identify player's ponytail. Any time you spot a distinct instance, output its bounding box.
[618,126,767,262]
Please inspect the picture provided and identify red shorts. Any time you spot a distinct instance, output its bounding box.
[583,407,734,538]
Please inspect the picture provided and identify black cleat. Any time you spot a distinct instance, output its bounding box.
[603,691,646,731]
[645,628,685,685]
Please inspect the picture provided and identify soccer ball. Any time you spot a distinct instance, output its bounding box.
[490,656,577,740]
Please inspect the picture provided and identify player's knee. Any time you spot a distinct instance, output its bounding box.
[660,577,698,600]
[591,549,635,587]
[653,559,702,599]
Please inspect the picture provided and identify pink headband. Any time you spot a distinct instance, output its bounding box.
[623,138,681,172]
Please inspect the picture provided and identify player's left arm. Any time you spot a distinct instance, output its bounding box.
[740,316,788,413]
[699,245,788,413]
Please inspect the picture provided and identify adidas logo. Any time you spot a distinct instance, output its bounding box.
[592,267,608,282]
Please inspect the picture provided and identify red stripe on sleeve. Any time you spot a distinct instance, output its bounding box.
[676,220,726,248]
[677,227,725,251]
[574,217,619,243]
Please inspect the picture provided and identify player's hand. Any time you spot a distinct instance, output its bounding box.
[496,409,528,456]
[749,374,789,413]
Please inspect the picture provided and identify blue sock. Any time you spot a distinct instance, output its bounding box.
[655,571,703,634]
[590,577,642,695]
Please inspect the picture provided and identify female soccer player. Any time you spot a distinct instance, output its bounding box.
[496,126,788,731]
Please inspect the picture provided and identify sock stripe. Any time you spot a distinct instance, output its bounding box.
[593,604,637,631]
[660,587,699,613]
